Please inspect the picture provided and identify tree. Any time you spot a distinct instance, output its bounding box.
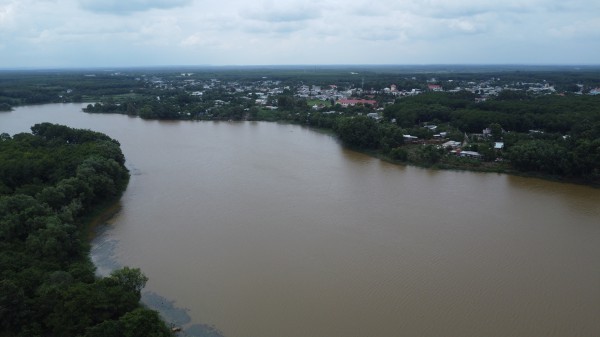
[0,280,26,332]
[0,194,51,241]
[412,145,444,165]
[84,320,123,337]
[377,123,404,152]
[119,308,172,337]
[107,267,148,297]
[25,219,79,264]
[489,123,503,141]
[478,143,497,162]
[334,116,380,149]
[508,140,570,175]
[389,147,408,161]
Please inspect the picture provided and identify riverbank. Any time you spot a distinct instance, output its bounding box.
[365,146,600,188]
[0,123,172,336]
[83,195,124,239]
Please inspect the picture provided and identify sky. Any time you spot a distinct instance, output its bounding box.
[0,0,599,68]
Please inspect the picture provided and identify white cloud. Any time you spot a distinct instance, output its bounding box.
[549,19,600,39]
[0,2,16,27]
[245,4,321,23]
[78,0,193,15]
[0,0,598,67]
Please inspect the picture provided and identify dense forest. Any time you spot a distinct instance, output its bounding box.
[0,124,172,336]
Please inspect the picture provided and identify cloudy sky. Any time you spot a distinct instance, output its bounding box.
[1,0,599,68]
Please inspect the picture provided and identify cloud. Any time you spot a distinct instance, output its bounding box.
[444,16,490,35]
[347,2,389,17]
[244,3,320,23]
[0,1,18,29]
[78,0,192,15]
[379,0,590,20]
[549,19,600,39]
[244,21,308,35]
[0,0,599,67]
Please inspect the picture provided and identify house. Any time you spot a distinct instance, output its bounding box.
[442,141,462,149]
[428,84,442,91]
[494,142,504,150]
[367,112,381,120]
[403,135,419,143]
[458,150,482,158]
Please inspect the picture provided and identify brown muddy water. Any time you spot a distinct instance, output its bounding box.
[2,104,599,337]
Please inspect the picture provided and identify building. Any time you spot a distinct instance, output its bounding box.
[442,141,462,149]
[458,150,482,158]
[427,84,442,91]
[367,112,381,120]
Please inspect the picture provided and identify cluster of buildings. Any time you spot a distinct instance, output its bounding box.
[140,72,595,115]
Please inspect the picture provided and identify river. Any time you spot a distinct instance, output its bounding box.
[1,103,599,337]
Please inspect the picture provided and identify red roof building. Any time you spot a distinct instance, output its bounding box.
[427,84,442,91]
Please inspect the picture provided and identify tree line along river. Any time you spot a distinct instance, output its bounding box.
[1,103,599,337]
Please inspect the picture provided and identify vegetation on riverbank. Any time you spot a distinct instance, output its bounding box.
[0,124,172,336]
[1,67,599,185]
[331,92,600,184]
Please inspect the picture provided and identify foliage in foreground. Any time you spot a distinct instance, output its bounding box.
[0,124,171,337]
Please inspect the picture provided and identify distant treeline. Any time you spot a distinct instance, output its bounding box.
[2,67,600,111]
[0,71,141,109]
[0,124,172,336]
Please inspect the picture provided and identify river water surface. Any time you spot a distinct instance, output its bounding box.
[1,104,599,337]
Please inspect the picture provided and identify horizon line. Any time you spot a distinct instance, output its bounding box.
[2,63,600,72]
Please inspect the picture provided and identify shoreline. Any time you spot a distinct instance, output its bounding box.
[76,107,600,188]
[90,218,227,337]
[298,124,600,189]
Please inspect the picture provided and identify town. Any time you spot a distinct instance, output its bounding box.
[140,70,600,116]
